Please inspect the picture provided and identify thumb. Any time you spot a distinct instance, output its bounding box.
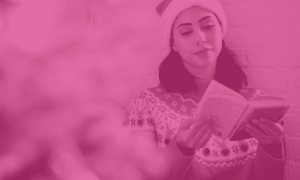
[179,117,195,130]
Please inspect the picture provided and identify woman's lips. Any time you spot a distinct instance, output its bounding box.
[195,48,212,54]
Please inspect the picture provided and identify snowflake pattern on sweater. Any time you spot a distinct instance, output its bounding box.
[123,85,268,178]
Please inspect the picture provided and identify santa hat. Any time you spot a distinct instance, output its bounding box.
[156,0,227,46]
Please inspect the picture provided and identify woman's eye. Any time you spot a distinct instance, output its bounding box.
[202,25,214,30]
[182,31,192,36]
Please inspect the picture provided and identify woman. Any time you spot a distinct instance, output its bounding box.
[123,0,286,179]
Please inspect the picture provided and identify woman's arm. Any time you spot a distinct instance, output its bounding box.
[234,89,286,180]
[124,91,194,180]
[245,118,286,180]
[160,137,195,180]
[253,140,285,180]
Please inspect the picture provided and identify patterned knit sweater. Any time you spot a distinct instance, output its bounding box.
[123,82,286,180]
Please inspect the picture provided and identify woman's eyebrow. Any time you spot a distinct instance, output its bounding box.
[177,16,212,29]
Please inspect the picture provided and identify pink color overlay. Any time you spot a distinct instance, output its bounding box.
[0,0,299,180]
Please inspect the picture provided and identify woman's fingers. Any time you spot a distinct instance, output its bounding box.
[195,126,214,149]
[176,115,217,150]
[245,126,273,144]
[188,117,216,148]
[192,119,214,139]
[251,119,275,136]
[188,115,216,139]
[246,118,284,147]
[258,118,284,134]
[178,117,196,131]
[176,117,201,149]
[246,123,266,139]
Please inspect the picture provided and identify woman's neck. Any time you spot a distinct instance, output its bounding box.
[184,62,216,83]
[183,78,211,102]
[194,76,212,83]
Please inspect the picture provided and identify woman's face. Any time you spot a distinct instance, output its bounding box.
[172,6,223,72]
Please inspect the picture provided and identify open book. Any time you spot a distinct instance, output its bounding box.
[193,80,291,141]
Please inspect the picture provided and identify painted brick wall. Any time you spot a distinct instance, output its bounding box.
[96,0,300,179]
[219,1,300,179]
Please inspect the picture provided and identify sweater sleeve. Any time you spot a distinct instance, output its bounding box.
[123,91,194,180]
[161,138,195,180]
[252,141,285,180]
[123,91,157,137]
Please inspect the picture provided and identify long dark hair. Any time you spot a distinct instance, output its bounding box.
[159,39,248,94]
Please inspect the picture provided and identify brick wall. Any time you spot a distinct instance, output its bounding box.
[219,1,300,179]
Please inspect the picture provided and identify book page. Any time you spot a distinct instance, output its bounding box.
[206,80,246,101]
[250,95,290,107]
[194,94,248,140]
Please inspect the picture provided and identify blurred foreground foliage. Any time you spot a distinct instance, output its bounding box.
[0,0,166,180]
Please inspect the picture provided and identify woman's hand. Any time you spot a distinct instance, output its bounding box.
[245,118,284,147]
[176,115,217,151]
[245,118,284,158]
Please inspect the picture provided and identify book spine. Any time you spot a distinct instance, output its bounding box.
[227,124,238,140]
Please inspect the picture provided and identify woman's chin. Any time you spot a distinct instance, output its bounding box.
[193,60,215,68]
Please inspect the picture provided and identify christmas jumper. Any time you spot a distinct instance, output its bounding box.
[123,82,286,180]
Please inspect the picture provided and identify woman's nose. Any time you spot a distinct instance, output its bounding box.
[195,29,206,45]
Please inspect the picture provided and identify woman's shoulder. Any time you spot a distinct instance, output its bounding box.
[238,87,267,101]
[133,84,186,106]
[133,84,168,100]
[138,84,169,95]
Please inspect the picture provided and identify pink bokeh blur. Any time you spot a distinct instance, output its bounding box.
[0,0,167,180]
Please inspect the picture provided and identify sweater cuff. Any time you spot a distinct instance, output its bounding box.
[162,138,194,180]
[254,142,285,180]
